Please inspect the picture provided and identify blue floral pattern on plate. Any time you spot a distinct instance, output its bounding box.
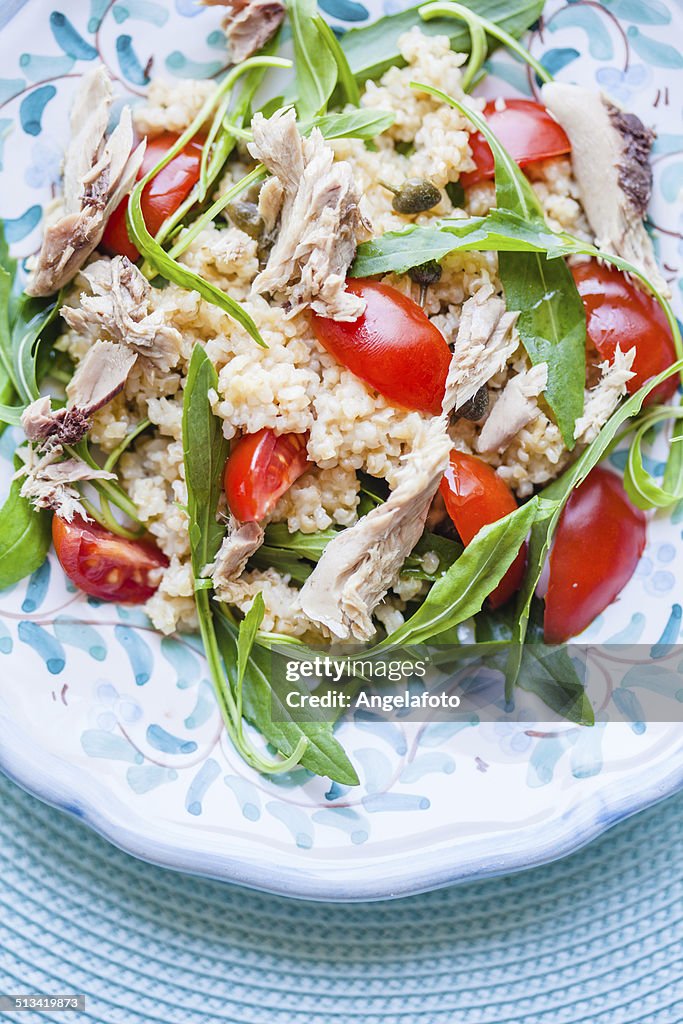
[0,0,682,899]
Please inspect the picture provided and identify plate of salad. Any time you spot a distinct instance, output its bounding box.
[1,0,682,900]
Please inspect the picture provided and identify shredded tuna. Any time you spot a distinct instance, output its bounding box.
[61,257,182,372]
[476,363,549,454]
[574,346,635,444]
[248,109,370,321]
[201,0,285,63]
[300,415,451,640]
[26,68,145,297]
[541,83,669,297]
[16,444,115,522]
[210,519,265,593]
[20,397,91,447]
[447,284,520,411]
[67,339,138,415]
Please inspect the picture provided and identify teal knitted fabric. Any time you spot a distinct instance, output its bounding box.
[0,773,681,1024]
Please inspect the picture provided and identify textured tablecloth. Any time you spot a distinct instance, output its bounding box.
[0,773,681,1024]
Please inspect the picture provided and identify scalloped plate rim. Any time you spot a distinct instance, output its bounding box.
[2,699,682,901]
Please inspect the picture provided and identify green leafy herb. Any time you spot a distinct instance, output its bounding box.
[506,356,683,696]
[128,57,296,343]
[476,601,594,725]
[127,192,265,346]
[0,457,52,590]
[168,165,267,262]
[422,2,487,91]
[414,84,586,450]
[314,15,360,106]
[250,544,313,583]
[289,0,338,120]
[420,1,552,87]
[236,591,266,724]
[214,607,359,785]
[402,531,462,581]
[263,522,340,560]
[351,209,574,277]
[182,346,353,781]
[623,404,683,510]
[339,0,544,84]
[183,346,230,574]
[0,222,60,423]
[374,497,541,649]
[300,108,395,140]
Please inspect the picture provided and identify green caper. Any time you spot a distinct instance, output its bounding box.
[226,199,264,240]
[408,260,443,288]
[385,177,443,214]
[457,385,489,422]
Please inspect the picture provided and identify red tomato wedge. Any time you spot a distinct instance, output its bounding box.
[439,450,526,608]
[224,429,310,523]
[101,132,205,261]
[52,516,168,603]
[460,100,571,188]
[544,467,647,644]
[572,260,678,405]
[310,280,451,415]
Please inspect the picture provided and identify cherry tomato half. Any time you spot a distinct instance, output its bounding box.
[101,132,205,261]
[544,467,647,644]
[224,429,310,523]
[572,260,678,405]
[439,450,526,608]
[52,516,168,603]
[460,100,571,188]
[311,280,451,415]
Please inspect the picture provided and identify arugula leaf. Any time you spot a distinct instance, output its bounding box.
[340,0,545,84]
[623,405,683,510]
[415,86,586,450]
[126,57,294,343]
[420,1,552,87]
[263,522,339,560]
[182,345,230,573]
[476,601,594,725]
[518,601,594,725]
[236,591,265,721]
[351,209,573,277]
[127,178,266,347]
[0,458,52,590]
[300,109,395,141]
[289,0,338,120]
[182,347,354,782]
[314,15,360,107]
[12,292,60,404]
[506,356,683,696]
[214,607,360,785]
[375,497,541,649]
[249,544,313,584]
[499,250,586,450]
[199,47,288,202]
[402,531,462,581]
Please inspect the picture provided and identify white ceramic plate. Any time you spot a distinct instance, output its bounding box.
[1,0,682,900]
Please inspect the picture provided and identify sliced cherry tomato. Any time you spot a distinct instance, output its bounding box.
[460,100,571,188]
[310,280,451,415]
[572,260,678,405]
[101,132,205,261]
[544,467,646,644]
[52,516,168,603]
[439,450,526,608]
[224,429,310,523]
